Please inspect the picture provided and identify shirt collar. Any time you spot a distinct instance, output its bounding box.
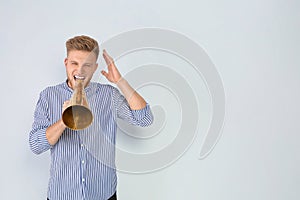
[63,79,95,94]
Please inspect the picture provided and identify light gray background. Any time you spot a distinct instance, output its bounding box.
[0,0,299,199]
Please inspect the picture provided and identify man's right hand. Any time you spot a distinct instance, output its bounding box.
[62,100,70,113]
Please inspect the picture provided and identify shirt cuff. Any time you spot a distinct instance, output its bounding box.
[30,128,52,154]
[131,103,151,121]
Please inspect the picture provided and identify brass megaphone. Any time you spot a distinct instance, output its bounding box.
[62,78,93,130]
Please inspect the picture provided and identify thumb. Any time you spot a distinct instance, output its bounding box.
[101,70,109,78]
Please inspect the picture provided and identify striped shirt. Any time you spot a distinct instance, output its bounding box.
[29,81,153,200]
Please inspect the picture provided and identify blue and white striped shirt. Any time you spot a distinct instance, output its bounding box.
[29,81,153,200]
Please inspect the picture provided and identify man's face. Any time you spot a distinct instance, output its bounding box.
[64,50,98,89]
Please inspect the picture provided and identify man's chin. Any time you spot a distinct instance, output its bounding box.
[67,78,91,89]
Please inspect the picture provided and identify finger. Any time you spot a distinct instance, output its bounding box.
[103,49,113,60]
[103,50,114,66]
[103,55,113,68]
[101,70,109,78]
[63,101,69,108]
[62,100,70,112]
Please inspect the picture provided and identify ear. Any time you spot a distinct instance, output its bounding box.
[94,63,98,72]
[64,58,68,67]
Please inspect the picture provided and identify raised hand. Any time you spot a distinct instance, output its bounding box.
[101,49,122,83]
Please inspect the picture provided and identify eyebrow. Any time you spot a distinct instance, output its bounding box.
[69,59,93,65]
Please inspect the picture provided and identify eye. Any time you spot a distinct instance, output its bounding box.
[84,64,92,67]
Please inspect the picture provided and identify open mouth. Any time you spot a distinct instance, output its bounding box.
[74,75,85,80]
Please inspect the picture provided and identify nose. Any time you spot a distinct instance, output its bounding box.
[77,65,85,75]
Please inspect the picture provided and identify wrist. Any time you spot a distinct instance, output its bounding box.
[116,78,135,101]
[59,119,67,129]
[115,76,123,85]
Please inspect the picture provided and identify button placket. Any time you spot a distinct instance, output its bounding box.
[79,140,87,190]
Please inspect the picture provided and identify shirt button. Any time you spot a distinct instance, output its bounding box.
[82,178,85,182]
[82,160,85,164]
[81,144,84,147]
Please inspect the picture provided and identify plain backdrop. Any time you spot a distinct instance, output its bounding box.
[0,0,299,199]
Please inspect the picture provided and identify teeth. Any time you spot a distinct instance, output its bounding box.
[74,75,85,80]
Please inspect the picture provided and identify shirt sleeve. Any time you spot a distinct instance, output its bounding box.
[29,90,52,154]
[112,86,153,127]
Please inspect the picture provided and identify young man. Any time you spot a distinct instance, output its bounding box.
[29,35,153,200]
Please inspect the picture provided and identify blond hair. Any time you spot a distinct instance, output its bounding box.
[66,35,99,59]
